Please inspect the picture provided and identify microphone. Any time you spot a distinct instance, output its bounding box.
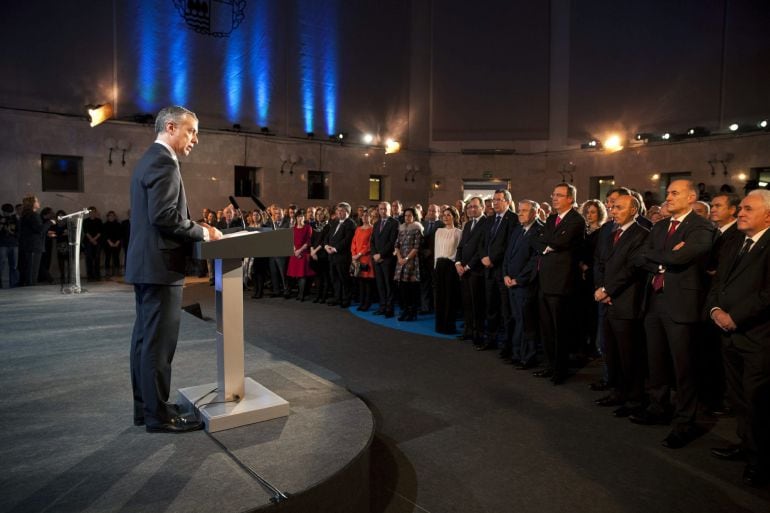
[250,194,267,211]
[229,196,247,230]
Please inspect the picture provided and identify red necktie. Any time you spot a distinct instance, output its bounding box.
[555,215,562,227]
[651,220,680,292]
[612,229,622,245]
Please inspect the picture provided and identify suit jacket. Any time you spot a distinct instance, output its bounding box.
[536,208,586,295]
[325,217,357,260]
[502,220,543,292]
[635,210,714,323]
[706,230,770,350]
[707,222,742,274]
[125,143,204,286]
[455,216,487,272]
[599,222,650,319]
[371,216,399,260]
[592,221,617,289]
[480,210,519,274]
[420,219,445,261]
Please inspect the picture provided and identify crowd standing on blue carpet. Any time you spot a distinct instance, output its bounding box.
[2,178,769,487]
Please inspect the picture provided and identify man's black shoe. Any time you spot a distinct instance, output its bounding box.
[146,415,203,434]
[474,343,493,351]
[743,464,769,487]
[533,368,554,378]
[629,410,671,426]
[710,445,746,461]
[133,418,145,426]
[589,381,609,392]
[661,426,703,449]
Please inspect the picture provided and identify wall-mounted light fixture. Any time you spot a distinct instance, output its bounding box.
[708,153,732,177]
[289,154,301,175]
[559,162,576,183]
[405,164,420,182]
[104,138,131,166]
[88,103,113,127]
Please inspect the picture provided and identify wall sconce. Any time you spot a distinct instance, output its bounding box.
[559,162,575,183]
[289,154,301,175]
[708,153,732,177]
[105,138,131,166]
[279,156,288,175]
[88,103,113,127]
[405,164,420,182]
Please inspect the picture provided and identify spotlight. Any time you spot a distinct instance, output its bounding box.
[232,123,242,131]
[661,132,671,140]
[758,120,768,129]
[635,133,654,142]
[729,123,739,132]
[306,132,315,139]
[603,134,624,152]
[385,139,401,154]
[87,103,113,127]
[580,139,601,150]
[686,126,710,137]
[362,133,374,144]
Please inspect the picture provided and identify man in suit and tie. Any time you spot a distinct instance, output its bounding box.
[503,200,543,369]
[630,179,715,449]
[325,202,357,307]
[455,197,487,344]
[372,201,399,317]
[126,106,222,433]
[593,194,650,416]
[534,183,586,384]
[263,204,289,297]
[708,189,770,487]
[702,192,743,415]
[476,189,519,355]
[420,204,444,314]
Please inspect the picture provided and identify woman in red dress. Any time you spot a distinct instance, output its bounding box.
[350,207,376,311]
[286,209,315,301]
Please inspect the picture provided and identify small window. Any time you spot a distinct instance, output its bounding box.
[41,154,83,192]
[307,171,329,200]
[369,175,383,201]
[234,165,260,197]
[589,176,615,200]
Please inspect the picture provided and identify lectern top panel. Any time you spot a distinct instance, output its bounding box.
[194,229,293,259]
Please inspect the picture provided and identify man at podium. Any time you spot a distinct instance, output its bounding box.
[125,105,222,433]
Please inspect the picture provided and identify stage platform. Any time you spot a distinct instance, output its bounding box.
[0,282,374,513]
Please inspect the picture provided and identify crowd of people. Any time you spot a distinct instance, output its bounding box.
[3,178,769,486]
[0,198,130,289]
[208,180,768,488]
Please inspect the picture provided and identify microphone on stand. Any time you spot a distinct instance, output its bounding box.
[250,194,267,211]
[229,195,247,230]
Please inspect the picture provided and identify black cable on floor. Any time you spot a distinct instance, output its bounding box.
[190,388,289,504]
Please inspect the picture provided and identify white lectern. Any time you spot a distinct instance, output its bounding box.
[179,229,293,432]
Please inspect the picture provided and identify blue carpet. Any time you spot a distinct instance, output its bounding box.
[347,303,457,339]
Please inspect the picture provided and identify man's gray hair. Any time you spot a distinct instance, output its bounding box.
[336,202,352,214]
[155,106,197,135]
[519,199,540,211]
[747,189,770,210]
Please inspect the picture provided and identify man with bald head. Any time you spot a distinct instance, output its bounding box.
[630,180,714,449]
[707,190,770,487]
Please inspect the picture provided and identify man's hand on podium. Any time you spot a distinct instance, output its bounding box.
[199,222,223,241]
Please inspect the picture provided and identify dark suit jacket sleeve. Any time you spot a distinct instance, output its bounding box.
[604,227,648,298]
[380,221,398,256]
[657,223,714,268]
[541,211,585,252]
[143,155,203,242]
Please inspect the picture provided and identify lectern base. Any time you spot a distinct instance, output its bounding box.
[178,378,290,433]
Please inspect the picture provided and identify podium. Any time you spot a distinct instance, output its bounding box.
[179,229,293,432]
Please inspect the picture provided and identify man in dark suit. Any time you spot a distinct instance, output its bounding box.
[371,201,399,317]
[593,194,650,416]
[420,204,444,313]
[477,189,519,354]
[126,106,222,433]
[262,205,289,297]
[707,189,770,487]
[534,183,586,383]
[503,200,543,369]
[325,202,357,307]
[630,179,715,449]
[702,192,743,414]
[455,197,487,344]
